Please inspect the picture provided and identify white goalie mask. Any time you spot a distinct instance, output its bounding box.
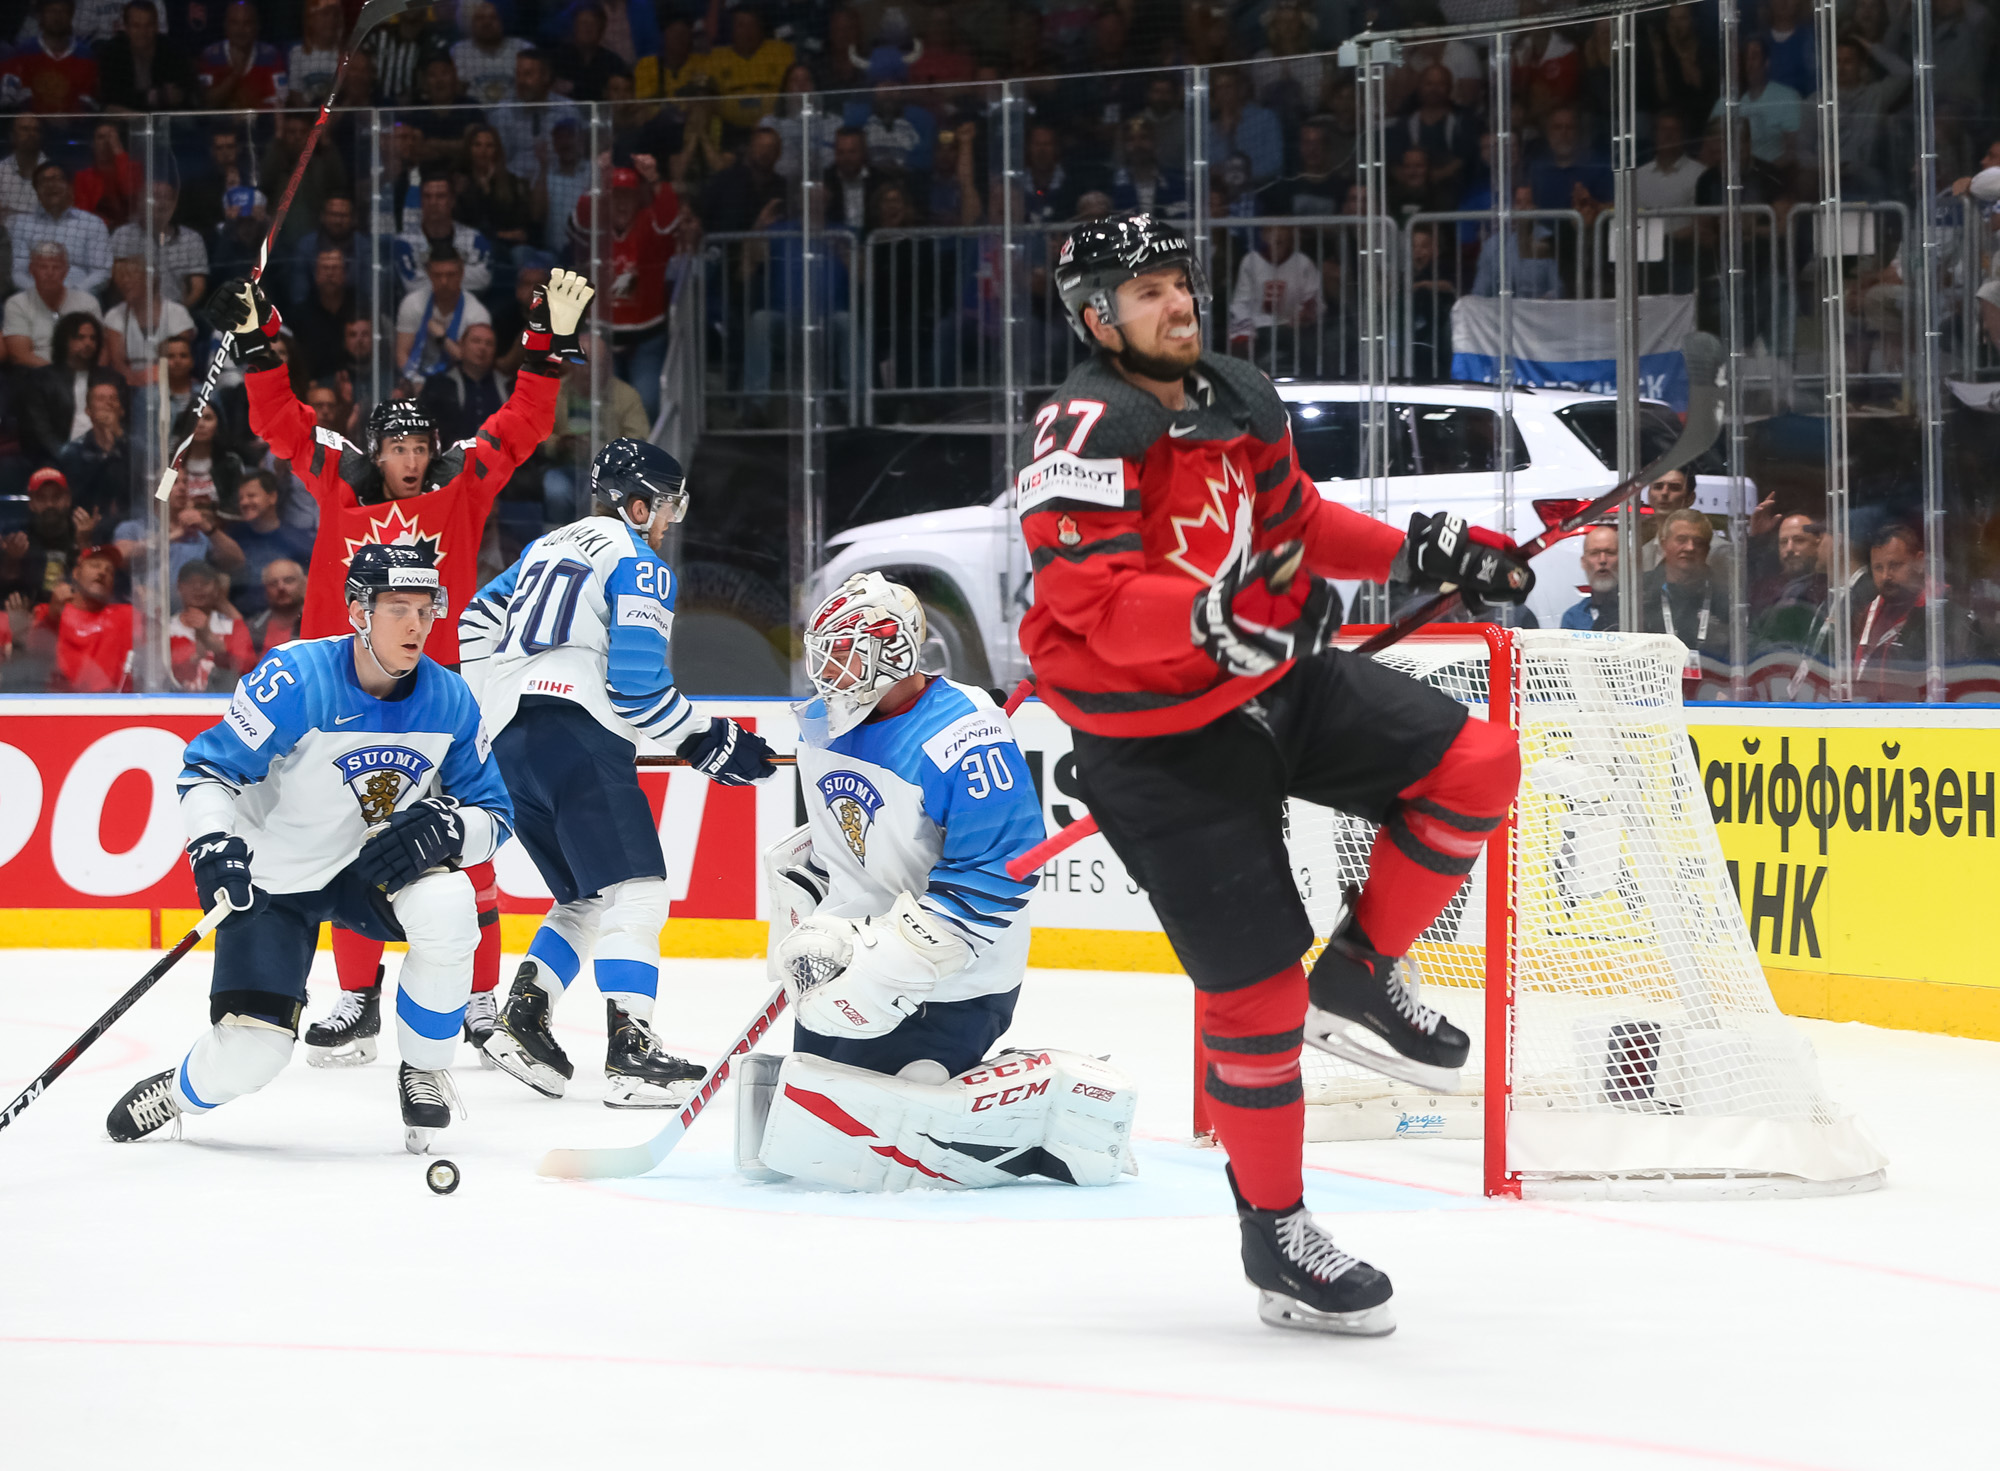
[803,573,928,737]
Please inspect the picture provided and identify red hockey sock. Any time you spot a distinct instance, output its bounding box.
[1199,964,1307,1211]
[331,927,386,993]
[1354,715,1520,956]
[467,861,501,994]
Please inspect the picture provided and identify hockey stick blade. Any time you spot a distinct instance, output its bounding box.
[536,986,789,1179]
[1353,332,1725,656]
[0,902,230,1137]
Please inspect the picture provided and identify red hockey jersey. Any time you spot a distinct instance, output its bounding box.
[1017,353,1404,738]
[245,365,559,666]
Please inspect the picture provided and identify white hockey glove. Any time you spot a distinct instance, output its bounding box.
[777,892,970,1039]
[544,268,594,336]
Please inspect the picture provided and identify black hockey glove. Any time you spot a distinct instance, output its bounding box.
[1190,540,1342,678]
[1400,512,1535,606]
[677,717,777,787]
[187,832,255,914]
[356,797,466,892]
[209,276,283,371]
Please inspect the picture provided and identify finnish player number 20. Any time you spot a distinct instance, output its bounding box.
[499,561,591,656]
[961,749,1015,800]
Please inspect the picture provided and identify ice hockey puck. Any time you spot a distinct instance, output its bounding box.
[425,1159,461,1195]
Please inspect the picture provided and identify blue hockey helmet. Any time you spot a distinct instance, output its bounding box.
[590,439,687,529]
[345,542,446,618]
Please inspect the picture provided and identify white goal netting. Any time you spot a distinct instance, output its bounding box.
[1288,629,1886,1198]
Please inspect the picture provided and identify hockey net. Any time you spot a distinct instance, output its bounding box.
[1280,627,1885,1200]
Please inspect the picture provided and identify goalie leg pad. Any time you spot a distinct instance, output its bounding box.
[754,1048,1139,1192]
[171,1016,296,1114]
[734,1051,788,1180]
[592,877,669,1021]
[388,869,479,1069]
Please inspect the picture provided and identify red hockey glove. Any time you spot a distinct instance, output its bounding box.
[1191,540,1341,678]
[1401,511,1535,605]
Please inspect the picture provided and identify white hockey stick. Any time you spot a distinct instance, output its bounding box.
[536,986,789,1180]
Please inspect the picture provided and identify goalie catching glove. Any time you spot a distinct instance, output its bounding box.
[775,892,970,1038]
[520,267,595,366]
[1191,540,1342,677]
[356,797,466,892]
[210,277,283,371]
[1399,511,1535,605]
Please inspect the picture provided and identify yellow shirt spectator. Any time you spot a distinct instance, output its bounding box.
[634,49,710,100]
[707,33,795,131]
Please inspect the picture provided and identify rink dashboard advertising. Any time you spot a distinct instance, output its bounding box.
[1,695,1995,1039]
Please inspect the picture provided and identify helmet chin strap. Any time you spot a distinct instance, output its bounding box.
[358,606,415,682]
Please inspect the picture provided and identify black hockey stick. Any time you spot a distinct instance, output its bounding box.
[0,902,230,1138]
[155,0,421,502]
[1353,331,1727,657]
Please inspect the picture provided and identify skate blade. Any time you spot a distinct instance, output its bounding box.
[482,1033,567,1098]
[404,1126,437,1155]
[601,1075,700,1110]
[305,1037,379,1068]
[1303,1007,1463,1094]
[1256,1289,1397,1337]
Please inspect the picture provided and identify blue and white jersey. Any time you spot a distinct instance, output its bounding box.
[178,637,515,895]
[796,678,1043,1004]
[462,516,703,750]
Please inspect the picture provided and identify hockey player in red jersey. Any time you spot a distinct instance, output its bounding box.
[207,268,594,1067]
[1022,213,1532,1336]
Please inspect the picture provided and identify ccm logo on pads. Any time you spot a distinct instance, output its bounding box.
[1015,451,1124,513]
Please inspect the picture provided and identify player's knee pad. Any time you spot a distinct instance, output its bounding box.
[762,825,826,988]
[1201,965,1306,1113]
[748,1047,1138,1192]
[594,876,669,1007]
[1385,719,1520,878]
[390,870,478,1067]
[391,869,480,964]
[171,1015,296,1114]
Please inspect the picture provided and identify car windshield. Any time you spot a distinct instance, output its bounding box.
[1557,401,1724,475]
[835,431,999,532]
[1286,401,1528,479]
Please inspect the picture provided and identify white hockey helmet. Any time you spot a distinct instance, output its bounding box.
[803,573,927,735]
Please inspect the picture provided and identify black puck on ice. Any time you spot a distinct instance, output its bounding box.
[426,1159,461,1195]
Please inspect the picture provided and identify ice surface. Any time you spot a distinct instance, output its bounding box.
[1,950,1991,1469]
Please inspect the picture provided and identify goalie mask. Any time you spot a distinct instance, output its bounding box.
[803,573,927,737]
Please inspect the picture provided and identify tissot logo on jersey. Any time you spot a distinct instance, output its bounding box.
[1016,451,1125,514]
[334,745,437,821]
[817,771,885,860]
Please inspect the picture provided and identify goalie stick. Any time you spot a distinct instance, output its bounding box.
[155,0,422,502]
[536,986,788,1179]
[1003,333,1728,882]
[0,902,230,1138]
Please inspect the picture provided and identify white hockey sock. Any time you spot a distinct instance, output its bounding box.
[593,877,668,1022]
[391,871,479,1070]
[525,896,606,997]
[170,1019,294,1114]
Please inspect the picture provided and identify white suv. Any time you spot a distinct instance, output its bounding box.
[814,381,1737,685]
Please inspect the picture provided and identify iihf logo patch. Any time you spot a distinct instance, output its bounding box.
[334,745,437,823]
[817,771,884,861]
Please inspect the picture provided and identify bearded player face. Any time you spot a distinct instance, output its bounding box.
[1090,265,1202,381]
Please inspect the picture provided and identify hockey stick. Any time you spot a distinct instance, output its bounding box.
[154,0,420,502]
[1004,335,1728,882]
[536,985,789,1180]
[635,754,798,767]
[0,902,231,1138]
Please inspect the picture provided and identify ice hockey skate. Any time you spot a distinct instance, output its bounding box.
[106,1070,182,1143]
[602,1001,706,1109]
[463,989,499,1067]
[1303,903,1469,1094]
[398,1062,460,1153]
[1231,1166,1395,1336]
[483,966,573,1096]
[304,972,381,1067]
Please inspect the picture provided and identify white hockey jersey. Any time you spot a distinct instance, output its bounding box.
[796,678,1043,1004]
[460,516,703,749]
[177,636,514,894]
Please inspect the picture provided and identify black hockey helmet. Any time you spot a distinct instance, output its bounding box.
[1054,210,1210,345]
[345,542,446,617]
[367,398,436,457]
[590,438,688,529]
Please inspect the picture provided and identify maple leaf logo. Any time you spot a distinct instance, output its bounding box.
[344,503,445,572]
[1163,452,1252,585]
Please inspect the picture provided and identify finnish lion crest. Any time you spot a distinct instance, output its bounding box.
[817,770,885,862]
[334,745,436,823]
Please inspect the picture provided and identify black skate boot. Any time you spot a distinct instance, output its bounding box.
[603,1001,707,1110]
[305,970,382,1068]
[462,989,499,1069]
[397,1061,461,1154]
[482,963,572,1098]
[1303,905,1469,1093]
[1230,1166,1395,1336]
[107,1069,182,1143]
